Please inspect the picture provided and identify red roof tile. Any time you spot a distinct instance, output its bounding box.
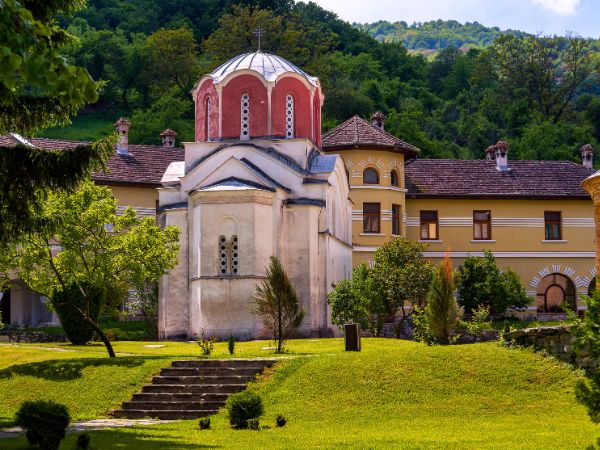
[322,115,419,155]
[1,135,183,187]
[405,159,594,199]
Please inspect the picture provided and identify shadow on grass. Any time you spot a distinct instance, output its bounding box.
[77,428,220,450]
[0,357,148,381]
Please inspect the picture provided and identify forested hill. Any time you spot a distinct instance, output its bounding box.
[355,20,529,53]
[42,0,600,164]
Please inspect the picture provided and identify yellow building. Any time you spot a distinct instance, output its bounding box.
[323,114,596,315]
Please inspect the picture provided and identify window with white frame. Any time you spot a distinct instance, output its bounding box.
[285,94,294,138]
[241,93,250,140]
[205,97,211,141]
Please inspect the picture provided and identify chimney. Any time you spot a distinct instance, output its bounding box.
[114,117,130,155]
[371,111,386,130]
[160,128,177,148]
[485,144,496,161]
[581,144,594,169]
[494,140,510,171]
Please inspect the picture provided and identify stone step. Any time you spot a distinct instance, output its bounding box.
[171,359,276,368]
[122,400,224,411]
[160,367,263,377]
[113,409,215,420]
[141,383,246,394]
[152,375,254,385]
[132,392,229,402]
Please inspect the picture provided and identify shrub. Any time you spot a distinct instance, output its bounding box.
[197,329,216,356]
[228,334,236,355]
[457,251,529,314]
[226,390,264,429]
[198,417,211,430]
[275,414,287,427]
[76,432,91,449]
[461,304,490,336]
[247,418,260,430]
[52,283,104,345]
[15,400,70,450]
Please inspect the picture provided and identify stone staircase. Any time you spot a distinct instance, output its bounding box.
[113,359,276,420]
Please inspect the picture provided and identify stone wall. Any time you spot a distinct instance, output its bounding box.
[0,330,67,343]
[504,325,594,369]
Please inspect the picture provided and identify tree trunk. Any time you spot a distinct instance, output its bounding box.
[83,316,116,358]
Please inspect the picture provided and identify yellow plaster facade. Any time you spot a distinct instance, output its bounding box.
[333,148,596,312]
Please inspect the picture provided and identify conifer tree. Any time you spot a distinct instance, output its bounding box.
[252,256,304,353]
[426,253,463,344]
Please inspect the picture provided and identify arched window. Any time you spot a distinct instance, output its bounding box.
[205,98,211,141]
[241,93,250,140]
[218,235,240,276]
[390,169,399,187]
[535,273,576,312]
[363,168,379,185]
[285,94,294,138]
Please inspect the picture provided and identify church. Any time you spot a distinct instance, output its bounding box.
[156,52,353,340]
[1,49,597,337]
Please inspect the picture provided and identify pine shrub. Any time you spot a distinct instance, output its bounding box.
[228,334,235,355]
[226,390,264,429]
[15,400,70,450]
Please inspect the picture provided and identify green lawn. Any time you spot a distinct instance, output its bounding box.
[0,339,598,449]
[38,112,120,141]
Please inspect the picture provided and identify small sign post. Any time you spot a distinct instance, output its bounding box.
[344,323,361,351]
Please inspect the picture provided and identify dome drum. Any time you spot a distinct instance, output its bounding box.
[193,51,322,145]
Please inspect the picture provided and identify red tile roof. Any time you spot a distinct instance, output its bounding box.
[1,135,184,187]
[322,115,419,156]
[405,159,594,199]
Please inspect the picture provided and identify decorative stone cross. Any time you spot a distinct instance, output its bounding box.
[253,27,265,51]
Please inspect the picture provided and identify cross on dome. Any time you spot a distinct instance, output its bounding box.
[253,26,265,51]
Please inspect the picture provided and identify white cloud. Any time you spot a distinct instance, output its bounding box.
[530,0,581,14]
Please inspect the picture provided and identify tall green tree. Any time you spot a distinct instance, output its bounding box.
[0,1,112,243]
[1,181,180,357]
[252,256,304,353]
[371,237,434,338]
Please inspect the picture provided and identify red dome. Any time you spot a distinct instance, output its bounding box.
[192,51,323,146]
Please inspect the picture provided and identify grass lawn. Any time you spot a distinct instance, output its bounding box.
[37,112,120,141]
[0,338,598,449]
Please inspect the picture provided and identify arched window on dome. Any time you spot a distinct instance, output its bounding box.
[363,168,379,185]
[205,97,211,141]
[285,94,294,138]
[390,169,399,187]
[241,93,250,140]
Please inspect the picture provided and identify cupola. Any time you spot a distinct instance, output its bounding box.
[191,51,324,146]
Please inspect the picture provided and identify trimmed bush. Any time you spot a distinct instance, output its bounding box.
[275,414,287,427]
[198,417,211,430]
[15,400,70,450]
[226,390,264,429]
[76,432,91,449]
[52,283,104,345]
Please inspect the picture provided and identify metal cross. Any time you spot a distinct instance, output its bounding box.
[253,27,265,51]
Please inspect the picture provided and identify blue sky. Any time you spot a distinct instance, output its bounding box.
[308,0,599,38]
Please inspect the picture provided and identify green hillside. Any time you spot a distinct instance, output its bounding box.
[1,339,597,449]
[355,20,529,53]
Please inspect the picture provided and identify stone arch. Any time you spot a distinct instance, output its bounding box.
[535,273,577,312]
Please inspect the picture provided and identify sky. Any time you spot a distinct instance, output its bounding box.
[308,0,599,38]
